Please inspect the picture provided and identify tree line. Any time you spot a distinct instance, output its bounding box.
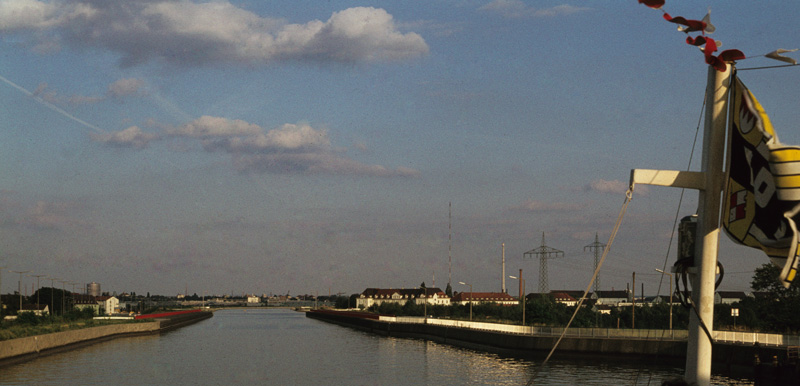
[339,264,800,334]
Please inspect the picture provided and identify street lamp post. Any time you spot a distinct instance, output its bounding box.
[58,280,69,316]
[69,282,80,313]
[0,266,6,317]
[655,268,674,336]
[11,270,29,312]
[47,277,58,317]
[509,275,526,328]
[421,286,427,323]
[458,281,472,321]
[30,274,46,314]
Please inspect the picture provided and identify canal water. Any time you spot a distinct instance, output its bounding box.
[0,309,753,385]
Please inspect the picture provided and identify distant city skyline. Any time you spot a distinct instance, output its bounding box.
[2,1,799,296]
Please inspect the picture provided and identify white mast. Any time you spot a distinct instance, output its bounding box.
[685,62,730,386]
[629,63,731,386]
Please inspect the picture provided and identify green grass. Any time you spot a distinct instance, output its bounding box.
[0,318,141,341]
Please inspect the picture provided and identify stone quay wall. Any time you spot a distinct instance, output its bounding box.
[0,310,212,366]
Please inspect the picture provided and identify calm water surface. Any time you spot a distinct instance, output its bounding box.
[0,309,753,385]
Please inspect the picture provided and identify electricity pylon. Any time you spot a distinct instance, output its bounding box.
[523,232,564,294]
[584,232,606,293]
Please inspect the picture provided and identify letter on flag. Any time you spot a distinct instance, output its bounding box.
[723,76,800,288]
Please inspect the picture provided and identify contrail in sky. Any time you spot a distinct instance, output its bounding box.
[0,74,105,134]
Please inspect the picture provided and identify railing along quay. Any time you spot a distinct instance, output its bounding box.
[384,315,799,347]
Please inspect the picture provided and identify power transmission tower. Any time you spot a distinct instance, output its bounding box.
[523,233,563,294]
[584,232,606,293]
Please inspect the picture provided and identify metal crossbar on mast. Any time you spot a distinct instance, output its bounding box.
[523,233,564,293]
[584,233,606,293]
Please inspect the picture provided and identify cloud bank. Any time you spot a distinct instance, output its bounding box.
[478,1,589,19]
[93,118,419,177]
[33,78,145,105]
[0,0,429,66]
[514,200,584,212]
[583,179,648,195]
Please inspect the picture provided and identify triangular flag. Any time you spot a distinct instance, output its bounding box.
[765,49,799,65]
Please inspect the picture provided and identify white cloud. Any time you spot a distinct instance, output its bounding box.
[17,200,86,230]
[354,141,369,152]
[514,200,583,212]
[252,122,328,150]
[583,179,647,195]
[91,126,158,149]
[30,78,143,105]
[1,1,428,66]
[232,152,420,177]
[203,123,330,153]
[479,1,589,19]
[0,0,71,31]
[307,7,428,62]
[167,116,263,138]
[102,116,419,177]
[107,78,144,98]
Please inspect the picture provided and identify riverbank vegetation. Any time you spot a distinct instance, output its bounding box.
[352,264,800,334]
[364,296,693,330]
[0,308,119,341]
[0,291,157,341]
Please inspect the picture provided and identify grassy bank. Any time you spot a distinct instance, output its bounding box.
[0,309,144,342]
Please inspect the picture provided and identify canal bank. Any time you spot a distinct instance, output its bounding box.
[306,310,789,371]
[4,308,732,386]
[0,309,212,367]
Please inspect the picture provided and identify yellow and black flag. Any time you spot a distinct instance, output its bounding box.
[723,76,800,288]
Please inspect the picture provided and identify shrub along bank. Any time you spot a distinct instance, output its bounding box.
[0,308,140,341]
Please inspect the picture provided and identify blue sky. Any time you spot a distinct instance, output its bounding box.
[1,0,799,297]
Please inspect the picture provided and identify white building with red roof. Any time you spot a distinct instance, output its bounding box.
[551,292,578,307]
[96,296,119,315]
[450,291,517,306]
[356,287,449,309]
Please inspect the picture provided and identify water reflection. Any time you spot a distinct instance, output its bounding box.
[0,309,753,385]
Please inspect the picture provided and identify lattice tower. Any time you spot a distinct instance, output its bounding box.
[583,232,607,293]
[523,232,564,294]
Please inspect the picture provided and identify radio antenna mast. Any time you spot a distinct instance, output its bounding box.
[448,201,452,287]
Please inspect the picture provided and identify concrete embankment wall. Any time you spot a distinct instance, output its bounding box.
[307,310,684,358]
[0,310,212,366]
[151,309,213,331]
[306,310,785,368]
[0,322,160,366]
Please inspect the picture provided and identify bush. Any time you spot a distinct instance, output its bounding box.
[16,312,42,326]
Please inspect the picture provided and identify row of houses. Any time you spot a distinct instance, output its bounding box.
[356,287,518,309]
[0,293,119,316]
[73,294,120,315]
[546,290,751,307]
[178,294,318,307]
[12,294,120,317]
[355,287,753,310]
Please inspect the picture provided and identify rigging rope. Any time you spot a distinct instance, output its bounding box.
[673,256,723,345]
[527,188,634,386]
[637,93,709,386]
[738,63,798,71]
[655,93,706,298]
[528,74,725,384]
